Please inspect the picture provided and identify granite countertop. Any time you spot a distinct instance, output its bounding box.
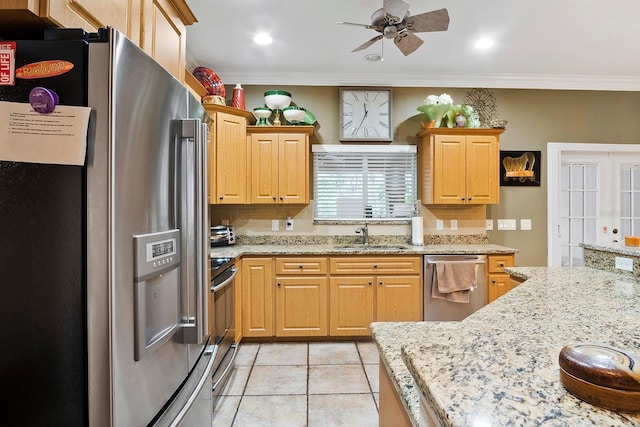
[371,266,640,426]
[210,243,516,258]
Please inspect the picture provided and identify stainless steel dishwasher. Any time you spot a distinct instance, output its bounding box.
[423,254,487,321]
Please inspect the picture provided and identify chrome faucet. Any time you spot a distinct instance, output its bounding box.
[355,223,369,245]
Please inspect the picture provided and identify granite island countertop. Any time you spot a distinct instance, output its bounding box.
[210,243,516,258]
[371,267,640,426]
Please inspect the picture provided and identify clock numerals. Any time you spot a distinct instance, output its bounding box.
[379,121,388,129]
[343,120,353,130]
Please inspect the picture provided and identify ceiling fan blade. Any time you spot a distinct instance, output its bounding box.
[405,8,450,32]
[383,0,410,24]
[337,21,376,30]
[352,35,383,52]
[394,32,424,56]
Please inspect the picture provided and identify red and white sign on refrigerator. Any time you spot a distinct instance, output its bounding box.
[0,42,16,86]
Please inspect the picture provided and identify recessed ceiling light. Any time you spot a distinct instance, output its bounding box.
[364,53,383,62]
[253,32,273,45]
[474,38,495,50]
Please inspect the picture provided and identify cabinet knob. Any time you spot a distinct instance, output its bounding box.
[219,196,223,200]
[461,197,465,201]
[468,197,472,201]
[368,282,372,286]
[298,265,303,269]
[491,280,496,283]
[373,265,378,269]
[277,282,281,287]
[379,282,383,286]
[280,197,283,201]
[498,263,504,267]
[273,196,276,200]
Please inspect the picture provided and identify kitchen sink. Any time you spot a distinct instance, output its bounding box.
[333,245,408,251]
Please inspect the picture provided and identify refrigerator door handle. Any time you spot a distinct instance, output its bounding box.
[168,345,217,427]
[176,119,209,345]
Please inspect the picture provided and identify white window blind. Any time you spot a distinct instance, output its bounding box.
[312,145,417,220]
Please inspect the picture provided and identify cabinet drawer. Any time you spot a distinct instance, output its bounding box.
[275,257,328,275]
[330,256,421,274]
[488,254,514,273]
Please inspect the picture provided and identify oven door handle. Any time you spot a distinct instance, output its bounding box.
[211,267,238,293]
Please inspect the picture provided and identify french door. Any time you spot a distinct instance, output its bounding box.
[548,143,640,267]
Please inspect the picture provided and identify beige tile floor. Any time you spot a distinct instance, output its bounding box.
[213,341,380,427]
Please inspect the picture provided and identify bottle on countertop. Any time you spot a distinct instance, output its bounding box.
[232,84,245,110]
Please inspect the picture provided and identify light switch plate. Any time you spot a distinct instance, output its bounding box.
[271,219,279,231]
[497,219,517,230]
[450,219,458,230]
[486,219,493,230]
[520,219,532,230]
[436,219,444,231]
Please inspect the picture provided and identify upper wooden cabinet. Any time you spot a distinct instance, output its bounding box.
[418,128,504,205]
[247,126,313,205]
[141,0,196,82]
[0,0,196,82]
[203,105,253,204]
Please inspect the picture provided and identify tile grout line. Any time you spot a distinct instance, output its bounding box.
[229,343,260,427]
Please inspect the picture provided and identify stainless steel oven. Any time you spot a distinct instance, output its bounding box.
[209,257,238,410]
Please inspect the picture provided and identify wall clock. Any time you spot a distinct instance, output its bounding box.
[339,87,392,142]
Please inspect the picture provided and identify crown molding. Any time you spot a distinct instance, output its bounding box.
[204,70,640,91]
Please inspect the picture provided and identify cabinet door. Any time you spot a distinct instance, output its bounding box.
[242,258,273,337]
[278,133,309,204]
[142,0,187,81]
[275,276,328,337]
[44,0,131,35]
[215,112,247,204]
[433,135,466,204]
[329,276,374,336]
[250,133,279,204]
[376,275,422,322]
[465,135,499,204]
[488,273,510,303]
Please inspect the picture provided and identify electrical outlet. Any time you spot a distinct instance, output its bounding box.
[436,219,444,231]
[615,256,633,272]
[497,219,517,230]
[486,219,494,230]
[285,217,293,231]
[450,219,458,230]
[271,219,279,231]
[520,219,532,230]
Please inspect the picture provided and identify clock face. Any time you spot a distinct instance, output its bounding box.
[340,88,392,141]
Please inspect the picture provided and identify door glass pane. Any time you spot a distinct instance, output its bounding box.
[571,192,584,216]
[620,167,631,191]
[621,192,631,218]
[585,191,597,216]
[572,246,584,266]
[585,165,598,190]
[560,191,570,217]
[561,245,570,267]
[571,218,584,244]
[633,167,640,189]
[621,219,632,238]
[571,165,584,189]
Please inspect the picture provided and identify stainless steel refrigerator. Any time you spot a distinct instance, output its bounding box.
[0,28,213,426]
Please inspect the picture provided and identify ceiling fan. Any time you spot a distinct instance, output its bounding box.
[337,0,450,56]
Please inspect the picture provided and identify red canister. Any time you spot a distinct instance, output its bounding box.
[232,84,245,110]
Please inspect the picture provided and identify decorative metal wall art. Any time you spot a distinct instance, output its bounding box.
[464,88,496,128]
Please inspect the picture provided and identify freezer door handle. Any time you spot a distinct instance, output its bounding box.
[168,345,217,427]
[176,119,209,345]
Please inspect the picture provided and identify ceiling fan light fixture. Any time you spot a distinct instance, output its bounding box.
[474,38,495,50]
[364,53,383,62]
[253,32,273,45]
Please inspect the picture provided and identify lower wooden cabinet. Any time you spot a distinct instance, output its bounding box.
[241,258,273,337]
[241,255,422,338]
[275,276,328,337]
[487,254,516,303]
[329,256,422,337]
